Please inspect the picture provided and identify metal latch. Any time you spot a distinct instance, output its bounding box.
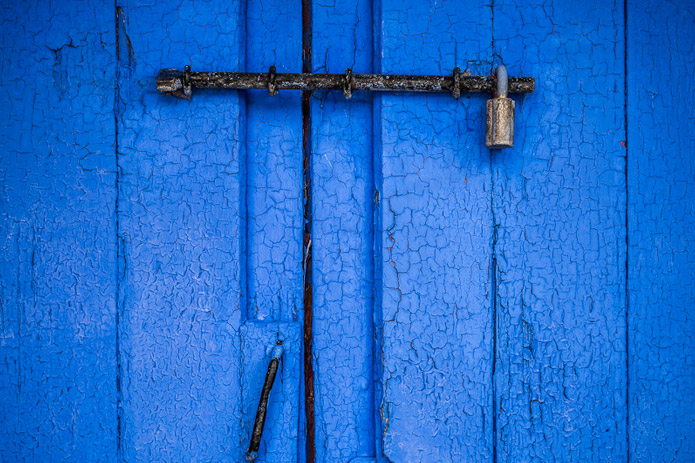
[245,343,284,462]
[156,65,535,149]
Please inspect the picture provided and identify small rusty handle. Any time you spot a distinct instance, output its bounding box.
[246,343,284,462]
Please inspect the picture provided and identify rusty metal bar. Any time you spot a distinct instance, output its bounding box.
[156,66,535,99]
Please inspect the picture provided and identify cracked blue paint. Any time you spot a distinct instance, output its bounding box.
[1,1,695,462]
[311,0,376,461]
[375,2,494,461]
[0,1,118,460]
[246,0,303,323]
[116,1,246,460]
[493,1,628,461]
[627,0,695,460]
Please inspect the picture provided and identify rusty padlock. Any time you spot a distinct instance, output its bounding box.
[486,65,515,149]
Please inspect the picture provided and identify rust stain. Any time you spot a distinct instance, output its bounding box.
[302,0,315,461]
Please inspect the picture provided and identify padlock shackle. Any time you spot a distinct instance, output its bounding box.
[495,65,508,98]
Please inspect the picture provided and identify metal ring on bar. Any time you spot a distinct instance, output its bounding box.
[343,68,354,99]
[183,65,192,98]
[268,65,278,97]
[452,67,461,99]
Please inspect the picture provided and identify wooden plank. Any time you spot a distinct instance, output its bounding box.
[493,0,627,459]
[0,1,117,460]
[627,0,695,460]
[310,0,376,461]
[117,2,245,460]
[246,0,303,322]
[243,4,303,460]
[375,1,494,461]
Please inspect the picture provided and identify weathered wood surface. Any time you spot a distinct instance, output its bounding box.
[1,1,694,461]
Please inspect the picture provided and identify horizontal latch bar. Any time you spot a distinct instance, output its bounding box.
[156,66,535,99]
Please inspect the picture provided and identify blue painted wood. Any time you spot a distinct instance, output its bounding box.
[493,1,627,460]
[310,0,376,461]
[0,1,118,460]
[246,0,303,322]
[2,1,695,461]
[244,4,304,461]
[627,1,695,460]
[374,1,494,461]
[116,2,246,461]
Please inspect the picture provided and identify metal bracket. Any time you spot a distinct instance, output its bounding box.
[156,66,535,99]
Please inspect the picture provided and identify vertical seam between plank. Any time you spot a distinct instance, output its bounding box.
[369,0,381,456]
[490,2,498,462]
[624,0,630,461]
[302,0,315,460]
[371,0,384,458]
[114,4,123,461]
[242,0,250,322]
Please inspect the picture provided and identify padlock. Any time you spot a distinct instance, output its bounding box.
[486,65,515,149]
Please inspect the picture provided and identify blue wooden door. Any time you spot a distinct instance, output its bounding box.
[1,1,694,462]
